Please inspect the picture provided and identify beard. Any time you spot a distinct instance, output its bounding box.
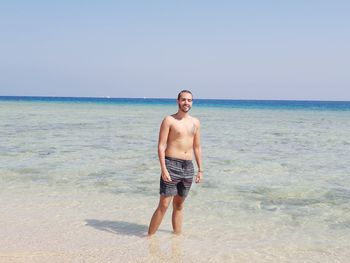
[179,104,191,112]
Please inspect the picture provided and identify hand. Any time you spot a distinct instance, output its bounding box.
[195,171,203,183]
[161,170,172,182]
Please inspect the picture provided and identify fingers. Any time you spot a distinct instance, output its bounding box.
[162,173,172,182]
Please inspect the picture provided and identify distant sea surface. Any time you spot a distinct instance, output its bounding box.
[1,96,350,110]
[1,96,350,262]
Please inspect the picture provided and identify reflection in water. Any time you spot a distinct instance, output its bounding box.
[148,235,183,262]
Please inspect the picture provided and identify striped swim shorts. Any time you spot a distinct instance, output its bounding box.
[160,156,194,198]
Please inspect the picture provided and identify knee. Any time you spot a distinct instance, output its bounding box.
[173,201,184,211]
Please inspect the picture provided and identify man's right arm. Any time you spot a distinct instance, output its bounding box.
[158,116,171,182]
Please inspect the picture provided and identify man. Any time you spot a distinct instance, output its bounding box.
[148,90,203,236]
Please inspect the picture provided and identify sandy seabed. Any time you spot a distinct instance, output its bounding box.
[1,186,349,263]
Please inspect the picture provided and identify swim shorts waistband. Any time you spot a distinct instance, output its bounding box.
[165,156,193,164]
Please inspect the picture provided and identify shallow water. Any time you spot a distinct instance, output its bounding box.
[1,100,350,262]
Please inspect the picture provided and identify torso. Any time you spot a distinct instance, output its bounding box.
[165,115,198,160]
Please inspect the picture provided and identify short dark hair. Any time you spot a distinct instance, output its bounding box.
[177,90,193,100]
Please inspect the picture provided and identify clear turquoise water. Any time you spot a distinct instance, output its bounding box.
[1,96,350,110]
[1,98,350,262]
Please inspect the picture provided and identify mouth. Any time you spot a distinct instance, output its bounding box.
[183,106,191,111]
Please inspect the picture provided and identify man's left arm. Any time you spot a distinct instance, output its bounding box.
[193,119,202,183]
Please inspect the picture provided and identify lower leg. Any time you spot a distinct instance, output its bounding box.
[148,196,172,236]
[172,195,185,234]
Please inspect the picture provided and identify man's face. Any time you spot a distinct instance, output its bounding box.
[177,92,193,113]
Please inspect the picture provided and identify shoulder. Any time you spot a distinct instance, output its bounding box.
[161,115,175,126]
[191,116,200,126]
[163,115,174,122]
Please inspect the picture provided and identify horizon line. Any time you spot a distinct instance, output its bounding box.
[0,95,350,103]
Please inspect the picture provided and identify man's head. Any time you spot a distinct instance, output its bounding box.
[177,90,193,113]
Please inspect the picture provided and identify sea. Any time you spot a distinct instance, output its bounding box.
[1,96,350,262]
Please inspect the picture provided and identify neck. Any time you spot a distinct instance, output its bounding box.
[175,110,189,119]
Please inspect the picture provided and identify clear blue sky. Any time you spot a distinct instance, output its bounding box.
[1,1,349,100]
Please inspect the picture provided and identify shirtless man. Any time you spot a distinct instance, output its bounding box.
[148,90,203,236]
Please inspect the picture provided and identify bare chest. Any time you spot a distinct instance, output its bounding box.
[169,120,196,138]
